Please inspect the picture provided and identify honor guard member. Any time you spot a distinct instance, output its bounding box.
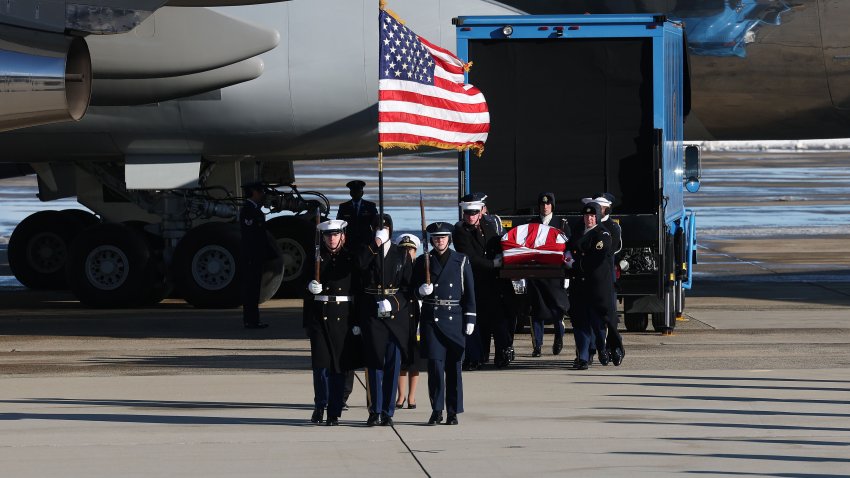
[355,214,412,426]
[336,180,378,405]
[413,222,476,425]
[582,193,625,365]
[452,193,514,369]
[526,192,571,357]
[337,180,378,250]
[568,202,614,370]
[304,220,362,426]
[240,181,274,329]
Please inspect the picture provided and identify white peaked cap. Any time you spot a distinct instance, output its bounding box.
[396,233,421,249]
[317,219,348,232]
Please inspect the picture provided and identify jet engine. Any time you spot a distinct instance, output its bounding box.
[0,25,92,132]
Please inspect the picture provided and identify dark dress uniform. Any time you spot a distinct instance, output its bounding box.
[601,214,625,360]
[355,228,412,424]
[304,240,362,424]
[525,214,571,355]
[413,230,475,425]
[569,203,615,369]
[452,216,512,367]
[240,198,274,327]
[337,199,378,250]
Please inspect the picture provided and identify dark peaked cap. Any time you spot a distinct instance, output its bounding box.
[346,180,366,190]
[426,221,453,236]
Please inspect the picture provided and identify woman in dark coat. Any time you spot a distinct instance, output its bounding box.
[395,233,426,410]
[303,219,362,426]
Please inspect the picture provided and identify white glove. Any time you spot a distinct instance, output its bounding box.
[352,326,361,336]
[564,251,575,268]
[563,279,570,289]
[493,255,503,267]
[307,280,322,295]
[375,228,390,245]
[418,283,434,297]
[377,299,392,315]
[619,259,630,272]
[465,323,475,335]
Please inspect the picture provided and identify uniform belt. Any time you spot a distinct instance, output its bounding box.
[423,299,460,306]
[364,287,399,295]
[314,295,354,302]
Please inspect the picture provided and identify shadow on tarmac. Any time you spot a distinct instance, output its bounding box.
[0,412,316,427]
[614,451,850,463]
[576,381,850,393]
[609,394,850,406]
[585,373,850,384]
[0,397,312,410]
[596,406,850,419]
[80,353,311,371]
[664,437,850,447]
[607,420,850,433]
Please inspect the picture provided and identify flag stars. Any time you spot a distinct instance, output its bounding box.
[394,70,401,77]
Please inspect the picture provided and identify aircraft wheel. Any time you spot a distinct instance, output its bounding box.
[122,221,172,305]
[65,223,159,307]
[8,210,94,289]
[173,222,242,308]
[267,216,314,298]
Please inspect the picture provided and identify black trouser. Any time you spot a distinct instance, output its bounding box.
[241,262,262,326]
[428,358,463,415]
[343,370,355,403]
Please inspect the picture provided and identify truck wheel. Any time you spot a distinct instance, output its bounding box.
[61,209,100,228]
[65,223,159,307]
[624,313,649,332]
[9,210,95,289]
[266,216,314,298]
[652,289,676,333]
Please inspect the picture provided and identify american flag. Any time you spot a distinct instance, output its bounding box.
[501,223,570,265]
[378,8,489,155]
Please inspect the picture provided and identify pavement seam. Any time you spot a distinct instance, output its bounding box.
[354,371,431,477]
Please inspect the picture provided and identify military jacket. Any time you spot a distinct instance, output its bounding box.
[239,200,274,265]
[302,245,362,371]
[337,199,378,249]
[602,217,622,254]
[569,224,615,314]
[412,250,476,357]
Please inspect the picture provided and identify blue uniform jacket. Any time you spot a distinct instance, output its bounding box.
[412,249,476,359]
[336,199,378,249]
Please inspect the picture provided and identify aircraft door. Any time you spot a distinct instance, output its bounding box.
[820,0,850,109]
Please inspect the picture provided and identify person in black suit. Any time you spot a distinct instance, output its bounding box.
[336,180,378,408]
[568,202,615,370]
[413,221,476,425]
[526,192,571,357]
[337,180,378,251]
[240,181,275,329]
[304,219,362,426]
[452,193,513,369]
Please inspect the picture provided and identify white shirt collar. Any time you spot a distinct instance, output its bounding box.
[541,213,553,225]
[601,214,610,222]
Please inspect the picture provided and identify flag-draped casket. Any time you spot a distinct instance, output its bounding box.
[500,223,568,265]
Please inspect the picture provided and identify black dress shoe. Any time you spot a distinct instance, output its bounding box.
[427,411,443,425]
[310,407,324,424]
[552,336,563,356]
[598,350,610,366]
[532,346,542,358]
[445,413,458,425]
[467,361,480,371]
[326,416,339,426]
[588,354,595,366]
[379,413,393,426]
[366,412,380,426]
[612,347,625,366]
[244,322,269,329]
[575,360,589,370]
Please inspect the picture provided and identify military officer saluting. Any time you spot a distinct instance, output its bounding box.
[304,220,362,426]
[568,202,615,370]
[240,181,275,329]
[355,214,412,426]
[337,180,378,251]
[413,222,476,425]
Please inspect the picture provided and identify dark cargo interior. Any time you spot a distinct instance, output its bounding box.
[467,38,656,215]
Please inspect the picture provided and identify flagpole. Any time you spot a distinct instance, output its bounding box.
[378,146,385,295]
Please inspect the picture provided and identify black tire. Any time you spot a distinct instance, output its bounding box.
[267,215,315,298]
[624,313,649,332]
[9,210,91,289]
[65,223,160,307]
[172,222,283,308]
[652,289,676,333]
[61,209,100,228]
[122,221,172,305]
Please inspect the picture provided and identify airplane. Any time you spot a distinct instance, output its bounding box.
[1,0,848,308]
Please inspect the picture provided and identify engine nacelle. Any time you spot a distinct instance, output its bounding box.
[0,25,92,132]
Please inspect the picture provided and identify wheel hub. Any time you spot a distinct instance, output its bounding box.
[277,238,304,281]
[192,245,235,291]
[27,232,66,274]
[85,245,129,290]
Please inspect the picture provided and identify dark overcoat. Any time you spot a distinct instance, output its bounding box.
[452,220,509,317]
[302,245,363,372]
[412,250,476,361]
[569,224,616,325]
[525,215,571,320]
[336,200,378,249]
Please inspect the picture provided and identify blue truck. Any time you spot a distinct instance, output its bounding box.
[453,14,701,333]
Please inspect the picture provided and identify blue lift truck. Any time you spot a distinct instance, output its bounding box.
[453,14,701,333]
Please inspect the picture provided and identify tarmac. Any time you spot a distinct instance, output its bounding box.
[2,151,850,477]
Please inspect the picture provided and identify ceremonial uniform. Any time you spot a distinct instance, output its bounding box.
[304,220,362,425]
[526,193,571,356]
[239,189,275,329]
[452,193,513,368]
[355,214,412,425]
[413,222,476,425]
[337,180,378,250]
[569,202,615,369]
